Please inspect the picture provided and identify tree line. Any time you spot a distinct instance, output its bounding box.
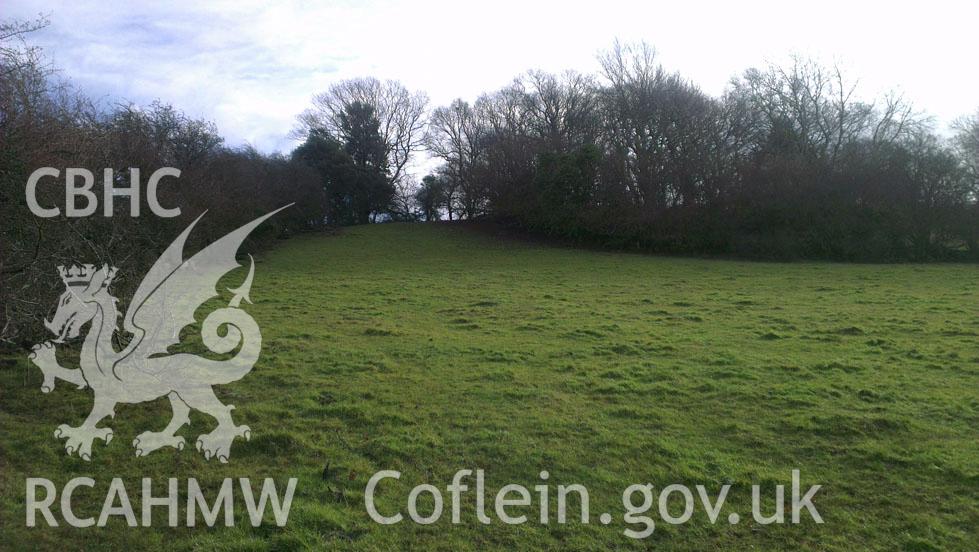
[293,42,977,262]
[1,18,977,346]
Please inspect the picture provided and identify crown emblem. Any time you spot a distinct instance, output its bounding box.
[57,264,117,289]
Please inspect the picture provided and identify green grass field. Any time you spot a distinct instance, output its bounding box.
[1,223,977,551]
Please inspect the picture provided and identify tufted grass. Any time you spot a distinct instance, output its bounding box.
[1,223,977,550]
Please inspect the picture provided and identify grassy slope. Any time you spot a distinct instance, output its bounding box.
[1,223,977,551]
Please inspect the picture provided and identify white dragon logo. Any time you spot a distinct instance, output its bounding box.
[27,206,290,463]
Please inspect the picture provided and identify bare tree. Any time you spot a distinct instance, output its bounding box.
[870,92,922,144]
[599,41,723,209]
[426,99,488,219]
[0,15,49,77]
[296,77,428,188]
[522,70,600,151]
[390,175,419,221]
[953,110,979,186]
[729,56,924,160]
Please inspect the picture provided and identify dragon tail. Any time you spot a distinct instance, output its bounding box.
[192,305,262,385]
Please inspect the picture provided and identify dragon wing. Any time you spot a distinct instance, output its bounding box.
[119,205,290,364]
[120,212,204,350]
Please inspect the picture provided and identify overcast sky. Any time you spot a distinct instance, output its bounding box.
[7,0,977,153]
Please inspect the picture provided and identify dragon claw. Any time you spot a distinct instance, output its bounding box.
[31,343,61,393]
[55,425,112,460]
[195,424,249,462]
[132,431,185,457]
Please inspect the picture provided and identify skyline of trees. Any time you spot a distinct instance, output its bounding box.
[289,43,975,263]
[348,43,973,261]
